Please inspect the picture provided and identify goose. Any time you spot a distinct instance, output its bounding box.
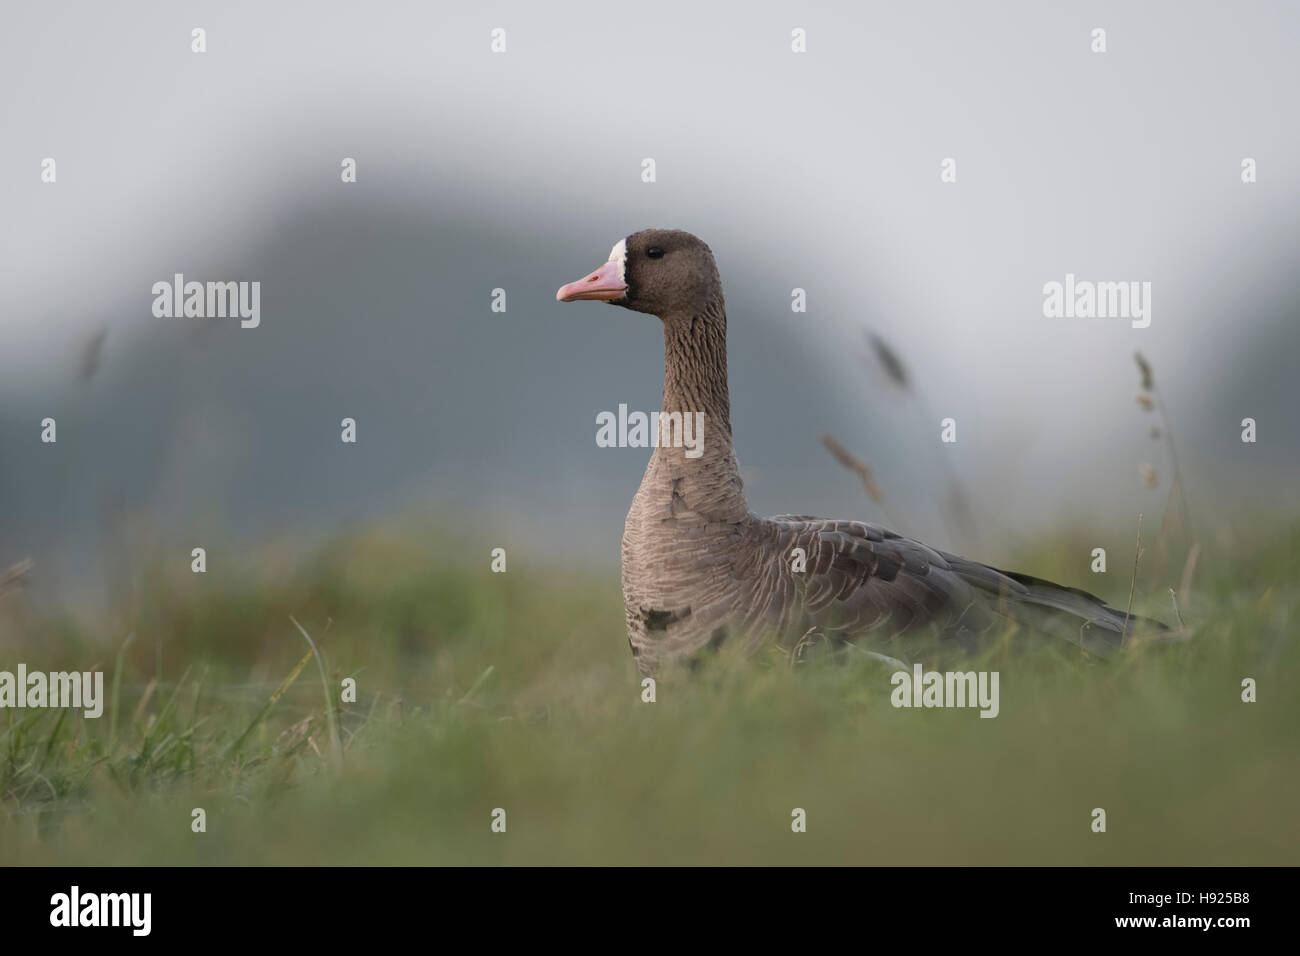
[557,229,1162,674]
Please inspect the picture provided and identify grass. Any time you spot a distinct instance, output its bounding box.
[1,518,1297,865]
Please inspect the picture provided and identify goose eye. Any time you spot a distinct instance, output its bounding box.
[646,246,664,259]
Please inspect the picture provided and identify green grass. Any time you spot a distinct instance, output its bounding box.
[1,520,1297,865]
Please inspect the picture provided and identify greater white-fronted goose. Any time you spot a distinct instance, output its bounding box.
[557,229,1162,674]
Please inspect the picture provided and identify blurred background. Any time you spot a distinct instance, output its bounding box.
[2,0,1297,616]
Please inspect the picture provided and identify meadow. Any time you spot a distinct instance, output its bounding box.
[1,517,1296,865]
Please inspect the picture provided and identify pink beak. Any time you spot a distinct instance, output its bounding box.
[556,259,627,302]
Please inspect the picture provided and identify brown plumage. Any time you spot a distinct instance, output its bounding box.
[558,229,1161,674]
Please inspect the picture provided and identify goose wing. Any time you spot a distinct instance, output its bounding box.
[753,516,1158,656]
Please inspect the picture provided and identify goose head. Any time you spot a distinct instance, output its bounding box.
[556,228,721,318]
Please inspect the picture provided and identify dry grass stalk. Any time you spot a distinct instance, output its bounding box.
[788,627,820,668]
[1168,588,1186,629]
[818,433,906,531]
[1123,513,1144,637]
[289,614,344,767]
[1133,352,1201,609]
[820,433,884,501]
[866,333,910,389]
[0,558,34,596]
[1134,351,1194,533]
[859,330,979,547]
[1135,352,1154,391]
[1178,541,1202,615]
[77,326,109,381]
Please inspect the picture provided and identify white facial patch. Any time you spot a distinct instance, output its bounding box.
[608,238,627,283]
